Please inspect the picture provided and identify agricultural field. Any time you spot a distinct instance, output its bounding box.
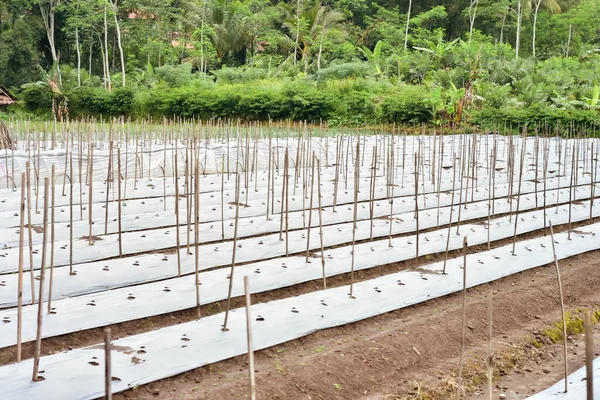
[0,120,598,399]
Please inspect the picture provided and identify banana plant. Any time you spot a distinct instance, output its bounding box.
[569,85,600,109]
[359,40,384,77]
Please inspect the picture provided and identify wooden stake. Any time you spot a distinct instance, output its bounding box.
[244,275,256,400]
[17,173,25,362]
[89,145,94,246]
[511,136,526,255]
[305,153,315,263]
[222,173,241,332]
[26,161,35,303]
[584,309,594,400]
[104,327,112,400]
[117,147,122,257]
[457,236,468,400]
[443,154,458,274]
[194,160,201,319]
[47,165,56,313]
[349,140,359,299]
[175,147,181,276]
[32,177,49,382]
[549,221,568,393]
[414,153,420,268]
[316,157,326,289]
[69,144,75,276]
[487,293,493,400]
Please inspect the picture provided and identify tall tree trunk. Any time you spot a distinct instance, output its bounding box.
[500,6,509,44]
[110,0,126,87]
[404,0,412,53]
[317,29,324,70]
[89,38,93,77]
[200,0,206,74]
[468,0,479,44]
[76,27,81,87]
[533,0,541,57]
[39,1,62,86]
[515,0,523,60]
[99,34,107,89]
[294,0,300,66]
[104,3,112,91]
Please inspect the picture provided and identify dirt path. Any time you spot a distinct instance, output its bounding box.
[109,247,600,400]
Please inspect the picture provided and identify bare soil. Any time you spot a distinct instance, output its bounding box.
[106,248,600,400]
[2,220,598,399]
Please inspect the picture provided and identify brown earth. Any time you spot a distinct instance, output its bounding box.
[1,220,598,400]
[107,247,600,400]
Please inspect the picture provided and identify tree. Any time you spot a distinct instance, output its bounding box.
[403,0,412,53]
[317,8,345,70]
[108,0,126,86]
[468,0,479,43]
[531,0,561,57]
[38,0,63,85]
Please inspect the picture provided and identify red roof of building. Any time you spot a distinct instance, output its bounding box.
[0,86,15,106]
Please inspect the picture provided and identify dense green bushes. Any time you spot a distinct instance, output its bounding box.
[15,76,600,128]
[48,80,435,125]
[472,106,600,131]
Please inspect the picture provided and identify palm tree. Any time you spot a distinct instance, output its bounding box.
[280,2,337,73]
[209,0,253,65]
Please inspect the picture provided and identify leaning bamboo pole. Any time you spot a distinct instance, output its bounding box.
[32,177,49,382]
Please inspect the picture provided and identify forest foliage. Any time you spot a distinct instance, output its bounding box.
[1,0,599,128]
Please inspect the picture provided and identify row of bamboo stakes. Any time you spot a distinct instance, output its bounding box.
[2,119,598,399]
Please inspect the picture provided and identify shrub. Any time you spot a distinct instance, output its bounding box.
[20,84,52,114]
[379,86,430,123]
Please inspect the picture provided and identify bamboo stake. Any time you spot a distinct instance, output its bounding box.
[549,221,568,393]
[104,133,113,235]
[591,141,596,222]
[369,146,376,241]
[305,153,315,263]
[442,154,458,274]
[117,147,122,257]
[511,137,526,255]
[47,165,56,313]
[26,161,35,303]
[104,327,112,400]
[543,140,549,235]
[194,160,201,319]
[222,172,241,332]
[349,140,359,299]
[175,148,181,276]
[16,173,25,362]
[316,157,326,289]
[584,309,593,400]
[32,177,49,382]
[457,236,468,400]
[266,138,272,220]
[69,146,75,276]
[487,293,493,400]
[279,150,288,241]
[414,152,420,268]
[88,145,94,245]
[285,148,290,256]
[185,146,191,254]
[244,275,256,400]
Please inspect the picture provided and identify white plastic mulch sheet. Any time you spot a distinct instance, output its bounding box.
[0,196,597,348]
[527,357,600,399]
[0,139,333,188]
[0,183,594,309]
[0,222,598,399]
